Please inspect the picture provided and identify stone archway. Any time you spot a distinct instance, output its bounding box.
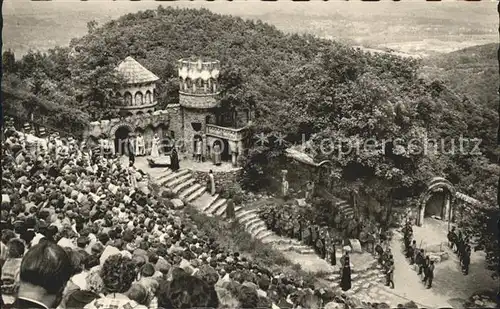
[110,123,135,155]
[417,177,456,226]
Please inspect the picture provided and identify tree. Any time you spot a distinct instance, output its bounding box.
[2,49,16,73]
[87,20,98,34]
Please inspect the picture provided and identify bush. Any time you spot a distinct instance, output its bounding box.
[161,189,176,199]
[220,182,245,205]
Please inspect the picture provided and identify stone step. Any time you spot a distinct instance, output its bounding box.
[214,200,228,216]
[260,234,279,244]
[248,221,266,234]
[251,225,268,238]
[236,208,259,220]
[294,246,315,254]
[179,183,202,200]
[172,178,196,194]
[155,169,173,181]
[160,169,190,185]
[185,186,207,203]
[204,196,224,214]
[202,194,221,213]
[245,217,263,229]
[295,248,316,254]
[273,238,297,245]
[275,243,314,253]
[190,192,214,211]
[255,230,274,240]
[165,174,192,188]
[337,201,352,211]
[236,210,260,224]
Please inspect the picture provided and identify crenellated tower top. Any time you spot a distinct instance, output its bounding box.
[178,59,220,98]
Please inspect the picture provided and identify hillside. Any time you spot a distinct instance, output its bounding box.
[421,43,497,110]
[420,43,498,161]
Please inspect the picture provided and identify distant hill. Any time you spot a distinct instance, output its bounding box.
[3,0,496,57]
[421,43,497,110]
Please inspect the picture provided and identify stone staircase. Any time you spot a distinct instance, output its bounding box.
[323,259,387,295]
[151,168,320,256]
[318,187,355,219]
[336,200,354,219]
[155,168,211,204]
[147,166,386,280]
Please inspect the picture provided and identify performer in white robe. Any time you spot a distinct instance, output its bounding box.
[209,170,215,195]
[150,134,160,157]
[129,164,137,188]
[136,134,145,156]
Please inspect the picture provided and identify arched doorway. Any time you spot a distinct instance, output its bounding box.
[425,190,446,219]
[213,139,230,162]
[417,177,456,226]
[114,126,131,155]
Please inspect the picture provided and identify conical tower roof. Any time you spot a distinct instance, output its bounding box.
[116,56,159,84]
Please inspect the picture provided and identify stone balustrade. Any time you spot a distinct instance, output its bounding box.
[206,124,246,142]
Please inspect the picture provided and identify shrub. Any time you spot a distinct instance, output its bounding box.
[161,189,176,199]
[220,182,245,205]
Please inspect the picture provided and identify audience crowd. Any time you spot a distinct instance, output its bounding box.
[0,121,359,309]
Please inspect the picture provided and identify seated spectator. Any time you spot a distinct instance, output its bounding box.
[84,254,143,309]
[1,239,26,304]
[64,290,100,309]
[125,283,149,307]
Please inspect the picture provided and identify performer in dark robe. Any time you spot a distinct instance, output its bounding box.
[306,225,313,246]
[340,253,352,291]
[330,242,337,266]
[226,198,235,220]
[316,238,325,259]
[462,243,471,275]
[127,137,135,166]
[170,147,180,171]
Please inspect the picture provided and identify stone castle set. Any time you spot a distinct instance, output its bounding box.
[84,57,251,167]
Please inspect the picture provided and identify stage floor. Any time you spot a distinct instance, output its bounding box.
[130,155,241,173]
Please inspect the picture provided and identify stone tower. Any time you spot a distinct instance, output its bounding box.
[178,58,221,158]
[115,56,160,116]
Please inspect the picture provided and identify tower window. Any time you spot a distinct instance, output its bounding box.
[124,92,132,106]
[135,91,144,105]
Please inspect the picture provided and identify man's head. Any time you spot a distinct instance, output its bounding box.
[8,238,25,259]
[18,241,72,308]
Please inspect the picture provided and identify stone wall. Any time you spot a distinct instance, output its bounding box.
[182,108,216,157]
[86,110,170,139]
[166,104,183,143]
[179,93,218,109]
[267,155,317,198]
[190,168,242,195]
